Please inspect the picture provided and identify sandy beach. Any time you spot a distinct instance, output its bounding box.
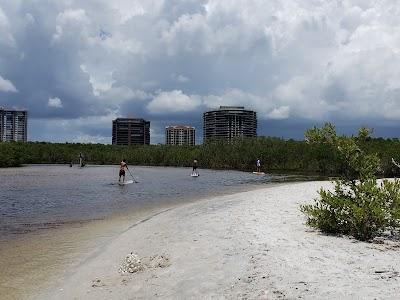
[35,181,400,299]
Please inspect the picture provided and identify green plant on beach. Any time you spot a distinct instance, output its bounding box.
[301,123,400,241]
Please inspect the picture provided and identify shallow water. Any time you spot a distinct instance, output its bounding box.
[0,165,280,241]
[0,165,286,299]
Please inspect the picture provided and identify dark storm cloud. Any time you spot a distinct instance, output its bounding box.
[1,0,400,144]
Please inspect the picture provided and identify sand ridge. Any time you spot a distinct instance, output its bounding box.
[36,181,400,299]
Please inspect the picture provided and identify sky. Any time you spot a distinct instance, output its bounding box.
[1,0,400,144]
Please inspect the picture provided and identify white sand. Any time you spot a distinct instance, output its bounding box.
[36,181,400,299]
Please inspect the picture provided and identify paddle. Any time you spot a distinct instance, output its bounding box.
[392,158,400,169]
[126,166,139,183]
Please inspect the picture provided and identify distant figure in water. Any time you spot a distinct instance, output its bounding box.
[256,158,261,173]
[119,159,128,183]
[69,161,73,167]
[79,153,85,168]
[192,159,199,175]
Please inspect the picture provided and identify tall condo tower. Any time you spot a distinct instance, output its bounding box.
[165,125,195,146]
[0,108,28,142]
[112,118,150,145]
[203,106,257,143]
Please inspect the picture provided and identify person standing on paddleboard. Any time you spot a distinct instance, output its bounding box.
[119,159,128,183]
[256,158,261,173]
[192,159,199,175]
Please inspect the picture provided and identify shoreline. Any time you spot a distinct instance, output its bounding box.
[1,177,276,300]
[34,181,400,299]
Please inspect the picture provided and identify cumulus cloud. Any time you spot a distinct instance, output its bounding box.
[147,90,201,114]
[267,106,290,120]
[80,64,115,97]
[48,97,63,108]
[98,86,151,102]
[0,75,17,92]
[2,0,400,143]
[0,7,16,48]
[53,9,90,41]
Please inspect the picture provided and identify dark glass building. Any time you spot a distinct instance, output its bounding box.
[112,118,150,145]
[0,108,28,142]
[203,106,257,143]
[165,125,195,146]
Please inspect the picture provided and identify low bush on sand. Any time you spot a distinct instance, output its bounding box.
[301,123,400,241]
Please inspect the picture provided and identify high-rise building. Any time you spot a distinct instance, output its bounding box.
[112,118,150,145]
[0,108,28,142]
[165,125,195,146]
[203,106,257,143]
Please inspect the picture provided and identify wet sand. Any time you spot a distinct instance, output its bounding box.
[35,181,400,299]
[0,208,162,300]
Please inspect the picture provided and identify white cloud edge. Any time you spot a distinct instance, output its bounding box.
[48,97,63,108]
[0,75,18,93]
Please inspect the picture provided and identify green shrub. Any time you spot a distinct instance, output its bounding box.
[301,123,400,241]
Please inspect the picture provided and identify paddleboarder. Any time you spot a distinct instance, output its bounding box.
[192,159,199,176]
[256,158,261,173]
[119,159,128,183]
[79,152,85,167]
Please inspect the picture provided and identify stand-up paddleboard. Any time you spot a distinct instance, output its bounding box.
[191,173,199,177]
[252,172,265,175]
[118,180,134,186]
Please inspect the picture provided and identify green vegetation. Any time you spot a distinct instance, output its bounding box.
[301,124,400,241]
[0,138,334,172]
[0,142,23,167]
[1,134,400,176]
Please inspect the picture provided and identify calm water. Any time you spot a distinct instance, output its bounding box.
[0,165,288,299]
[0,165,281,241]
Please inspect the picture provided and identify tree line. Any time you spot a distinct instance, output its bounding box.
[1,135,400,176]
